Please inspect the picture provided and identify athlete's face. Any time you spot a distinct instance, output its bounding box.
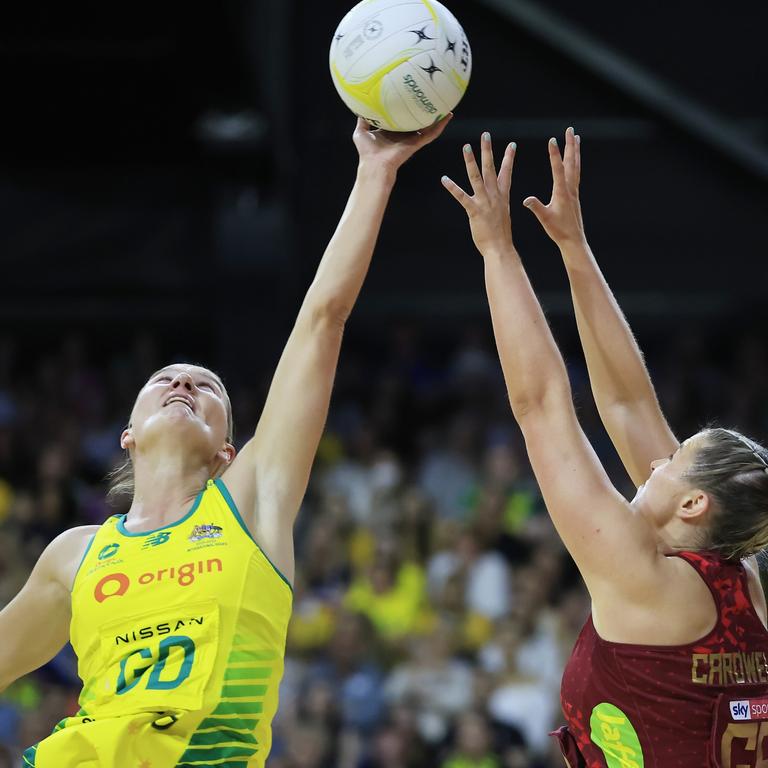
[123,364,233,462]
[631,433,710,533]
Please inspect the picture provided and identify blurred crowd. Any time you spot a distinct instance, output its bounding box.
[0,321,766,768]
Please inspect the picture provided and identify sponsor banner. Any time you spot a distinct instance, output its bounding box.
[189,524,223,542]
[93,558,223,602]
[730,698,768,721]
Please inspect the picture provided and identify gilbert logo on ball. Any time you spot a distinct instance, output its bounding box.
[330,0,472,132]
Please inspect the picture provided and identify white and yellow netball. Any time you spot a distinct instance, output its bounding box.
[329,0,472,132]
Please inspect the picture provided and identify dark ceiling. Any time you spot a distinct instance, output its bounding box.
[0,1,765,339]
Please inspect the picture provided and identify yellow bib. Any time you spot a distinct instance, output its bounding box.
[58,478,292,767]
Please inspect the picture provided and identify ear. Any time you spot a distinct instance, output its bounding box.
[217,443,236,466]
[680,489,711,522]
[120,427,135,451]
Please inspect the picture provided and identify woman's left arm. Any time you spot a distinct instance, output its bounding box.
[523,129,678,488]
[223,117,450,580]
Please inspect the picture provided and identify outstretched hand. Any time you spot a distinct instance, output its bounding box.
[353,114,453,173]
[441,132,517,255]
[523,127,585,247]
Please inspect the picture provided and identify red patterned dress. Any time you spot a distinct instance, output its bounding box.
[555,551,768,767]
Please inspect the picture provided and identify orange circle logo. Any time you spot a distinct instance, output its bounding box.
[94,572,130,602]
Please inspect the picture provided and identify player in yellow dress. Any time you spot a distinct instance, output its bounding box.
[0,115,450,768]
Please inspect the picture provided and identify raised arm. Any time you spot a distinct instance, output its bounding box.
[441,133,660,596]
[523,128,678,488]
[223,117,451,581]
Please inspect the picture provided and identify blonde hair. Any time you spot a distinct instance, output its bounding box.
[106,364,234,506]
[685,427,768,561]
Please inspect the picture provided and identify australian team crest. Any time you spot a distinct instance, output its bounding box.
[189,523,224,542]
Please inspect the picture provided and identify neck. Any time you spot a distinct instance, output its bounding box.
[657,517,705,555]
[126,448,216,531]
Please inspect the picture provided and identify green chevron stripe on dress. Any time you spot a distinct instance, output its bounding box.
[213,701,263,715]
[223,667,272,681]
[196,716,259,731]
[227,649,276,664]
[221,684,268,698]
[187,729,258,747]
[177,745,257,762]
[230,639,277,654]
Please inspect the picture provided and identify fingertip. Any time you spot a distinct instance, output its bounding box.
[508,142,517,152]
[522,197,534,208]
[463,144,472,154]
[482,131,491,142]
[441,175,450,185]
[576,134,581,145]
[567,126,575,137]
[549,137,558,147]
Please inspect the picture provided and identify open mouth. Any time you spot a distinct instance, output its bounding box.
[164,396,194,412]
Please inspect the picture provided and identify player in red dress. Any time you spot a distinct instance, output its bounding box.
[442,129,768,767]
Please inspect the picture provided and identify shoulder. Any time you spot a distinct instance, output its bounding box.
[742,554,767,628]
[49,524,101,555]
[219,456,296,583]
[44,524,102,591]
[592,552,718,643]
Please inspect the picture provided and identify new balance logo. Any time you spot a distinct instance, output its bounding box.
[143,532,171,549]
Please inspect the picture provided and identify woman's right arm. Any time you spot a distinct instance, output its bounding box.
[0,528,88,692]
[523,128,678,488]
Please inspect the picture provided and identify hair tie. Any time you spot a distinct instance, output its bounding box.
[751,449,768,471]
[725,429,768,473]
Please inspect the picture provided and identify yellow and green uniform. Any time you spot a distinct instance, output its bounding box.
[23,478,293,768]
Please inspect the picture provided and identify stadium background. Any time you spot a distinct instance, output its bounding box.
[0,1,766,765]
